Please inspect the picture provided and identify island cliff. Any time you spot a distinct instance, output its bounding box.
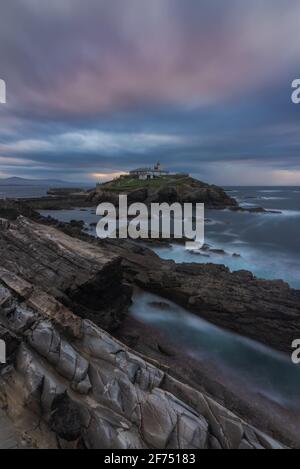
[88,174,238,209]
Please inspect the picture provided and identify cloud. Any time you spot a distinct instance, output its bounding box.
[91,171,128,182]
[271,170,300,185]
[1,0,300,117]
[0,130,186,155]
[1,1,300,183]
[0,156,36,166]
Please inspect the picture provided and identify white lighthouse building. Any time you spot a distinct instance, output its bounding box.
[129,162,169,180]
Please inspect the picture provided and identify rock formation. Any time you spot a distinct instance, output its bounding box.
[2,207,298,355]
[0,267,285,449]
[1,205,299,355]
[88,175,238,209]
[135,264,300,355]
[0,216,131,331]
[0,209,298,448]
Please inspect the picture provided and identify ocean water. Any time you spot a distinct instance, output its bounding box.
[0,185,50,198]
[40,207,98,226]
[38,186,300,288]
[154,186,300,289]
[130,290,300,410]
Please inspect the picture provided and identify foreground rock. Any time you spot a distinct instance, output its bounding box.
[0,209,298,447]
[116,314,300,449]
[0,270,286,449]
[0,216,131,331]
[0,410,20,449]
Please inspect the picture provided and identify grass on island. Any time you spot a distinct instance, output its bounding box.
[100,174,191,192]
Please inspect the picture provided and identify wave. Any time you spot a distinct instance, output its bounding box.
[277,209,300,217]
[260,196,287,201]
[258,190,283,193]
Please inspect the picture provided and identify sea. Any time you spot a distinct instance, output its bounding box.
[32,185,300,289]
[0,185,50,199]
[155,186,300,289]
[2,184,300,409]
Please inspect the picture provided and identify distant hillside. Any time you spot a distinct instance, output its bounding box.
[88,174,238,208]
[0,177,82,187]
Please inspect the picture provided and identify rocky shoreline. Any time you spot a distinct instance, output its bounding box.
[0,196,299,449]
[18,180,282,216]
[1,199,298,354]
[0,267,286,449]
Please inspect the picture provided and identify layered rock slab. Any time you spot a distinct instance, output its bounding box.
[0,273,285,449]
[0,216,131,330]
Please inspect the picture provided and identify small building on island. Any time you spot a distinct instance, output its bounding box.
[129,162,169,180]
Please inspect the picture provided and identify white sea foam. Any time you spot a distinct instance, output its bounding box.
[277,209,300,217]
[258,190,282,193]
[260,196,287,201]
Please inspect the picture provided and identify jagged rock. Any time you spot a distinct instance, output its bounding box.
[128,188,148,203]
[0,269,82,338]
[209,248,227,255]
[27,321,91,391]
[0,274,287,449]
[49,393,82,442]
[0,211,297,449]
[0,410,20,449]
[0,216,131,331]
[0,325,20,366]
[0,199,42,222]
[69,220,85,229]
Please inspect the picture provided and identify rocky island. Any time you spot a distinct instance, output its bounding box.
[20,172,278,220]
[88,174,238,209]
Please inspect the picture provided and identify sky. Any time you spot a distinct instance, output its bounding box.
[0,0,300,185]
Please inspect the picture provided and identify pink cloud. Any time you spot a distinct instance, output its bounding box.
[2,1,300,117]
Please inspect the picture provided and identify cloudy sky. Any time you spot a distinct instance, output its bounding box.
[0,0,300,185]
